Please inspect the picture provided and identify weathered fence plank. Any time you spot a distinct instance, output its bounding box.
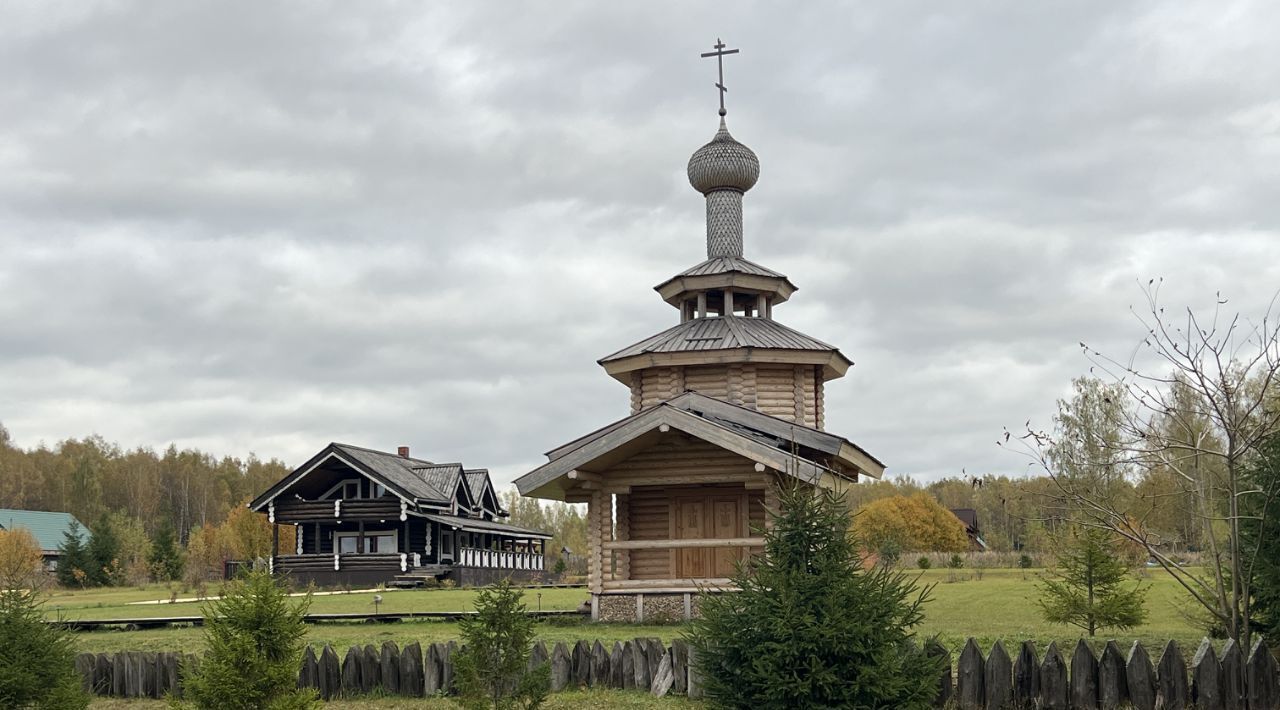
[671,639,689,695]
[1191,638,1223,710]
[958,638,985,709]
[75,653,94,693]
[424,643,444,696]
[550,641,571,692]
[590,640,609,688]
[985,640,1012,710]
[1126,641,1156,710]
[652,649,675,697]
[1013,640,1039,707]
[443,641,458,694]
[645,638,663,686]
[1070,639,1099,709]
[1156,640,1188,710]
[1247,639,1278,710]
[1220,640,1244,710]
[380,641,400,695]
[632,639,652,690]
[1099,640,1128,709]
[340,646,360,697]
[926,640,953,707]
[571,640,590,688]
[93,653,112,696]
[1039,642,1068,710]
[299,646,318,690]
[608,642,624,689]
[686,646,703,699]
[400,641,423,698]
[318,645,339,700]
[621,641,637,690]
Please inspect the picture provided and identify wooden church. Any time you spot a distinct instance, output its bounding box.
[515,68,885,621]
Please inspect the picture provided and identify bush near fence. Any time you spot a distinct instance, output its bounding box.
[75,636,1279,708]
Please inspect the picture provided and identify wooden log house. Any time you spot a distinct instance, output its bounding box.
[249,443,550,587]
[515,106,885,621]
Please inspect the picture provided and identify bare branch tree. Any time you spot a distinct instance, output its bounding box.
[1003,281,1280,703]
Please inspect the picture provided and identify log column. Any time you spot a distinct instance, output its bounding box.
[587,491,610,596]
[615,494,631,582]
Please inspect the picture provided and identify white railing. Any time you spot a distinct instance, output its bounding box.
[457,547,544,571]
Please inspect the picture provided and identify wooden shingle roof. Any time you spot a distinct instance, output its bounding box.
[599,316,841,362]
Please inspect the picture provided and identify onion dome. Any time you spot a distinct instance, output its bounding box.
[687,118,760,194]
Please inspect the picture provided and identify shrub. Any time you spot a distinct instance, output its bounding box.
[917,556,931,570]
[688,483,942,708]
[1018,554,1034,569]
[0,587,89,709]
[0,528,44,591]
[947,554,964,569]
[454,580,550,709]
[174,568,316,709]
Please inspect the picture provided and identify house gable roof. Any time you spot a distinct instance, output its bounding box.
[515,391,885,500]
[249,443,467,511]
[0,509,87,554]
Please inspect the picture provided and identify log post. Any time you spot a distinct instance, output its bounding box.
[1039,642,1068,710]
[1191,638,1223,710]
[957,638,985,709]
[1126,641,1156,710]
[1156,640,1188,710]
[1099,640,1129,709]
[380,641,400,695]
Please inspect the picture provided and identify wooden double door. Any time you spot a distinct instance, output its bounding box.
[671,493,746,578]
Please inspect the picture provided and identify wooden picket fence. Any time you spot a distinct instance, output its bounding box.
[75,637,1280,707]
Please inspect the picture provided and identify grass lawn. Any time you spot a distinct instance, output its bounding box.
[65,567,1208,658]
[88,689,702,708]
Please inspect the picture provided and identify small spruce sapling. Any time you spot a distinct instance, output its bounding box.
[688,483,942,709]
[454,580,550,710]
[0,586,89,709]
[1038,526,1147,637]
[174,568,316,709]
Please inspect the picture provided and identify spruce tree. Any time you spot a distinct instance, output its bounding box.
[0,587,89,709]
[55,521,88,588]
[148,522,184,582]
[175,568,316,710]
[85,514,121,587]
[688,483,942,709]
[1038,527,1148,636]
[1241,433,1280,645]
[454,580,550,710]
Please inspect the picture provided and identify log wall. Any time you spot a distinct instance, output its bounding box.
[73,637,1280,706]
[629,363,824,430]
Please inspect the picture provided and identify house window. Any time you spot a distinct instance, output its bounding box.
[373,483,386,498]
[335,531,397,554]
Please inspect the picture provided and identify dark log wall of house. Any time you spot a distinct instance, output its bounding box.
[295,519,432,556]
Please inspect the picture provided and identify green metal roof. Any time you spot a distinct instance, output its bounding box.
[0,509,87,553]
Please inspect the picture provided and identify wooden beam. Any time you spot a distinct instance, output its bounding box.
[567,470,602,482]
[602,578,735,590]
[603,537,764,551]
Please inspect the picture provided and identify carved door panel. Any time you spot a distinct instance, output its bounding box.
[674,499,707,578]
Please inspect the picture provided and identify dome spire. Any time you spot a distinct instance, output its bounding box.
[689,39,758,259]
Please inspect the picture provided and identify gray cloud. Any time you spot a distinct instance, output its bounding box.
[3,1,1279,485]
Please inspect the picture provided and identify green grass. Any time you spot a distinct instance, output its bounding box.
[89,689,702,708]
[64,567,1209,657]
[46,585,589,620]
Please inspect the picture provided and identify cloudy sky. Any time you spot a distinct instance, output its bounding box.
[3,1,1279,487]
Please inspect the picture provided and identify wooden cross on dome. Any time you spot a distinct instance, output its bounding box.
[700,38,739,117]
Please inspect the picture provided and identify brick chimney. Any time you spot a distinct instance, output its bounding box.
[397,446,410,458]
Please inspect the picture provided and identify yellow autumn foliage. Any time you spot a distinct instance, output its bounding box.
[853,493,970,553]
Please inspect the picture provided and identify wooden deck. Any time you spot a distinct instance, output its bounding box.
[51,608,584,631]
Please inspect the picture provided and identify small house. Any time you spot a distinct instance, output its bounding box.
[0,508,87,571]
[249,443,550,587]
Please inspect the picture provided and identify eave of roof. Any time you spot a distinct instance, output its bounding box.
[421,513,552,539]
[516,392,884,501]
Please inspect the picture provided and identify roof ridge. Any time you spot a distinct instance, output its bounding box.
[332,442,437,466]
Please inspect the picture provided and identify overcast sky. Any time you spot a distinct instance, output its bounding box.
[3,1,1279,487]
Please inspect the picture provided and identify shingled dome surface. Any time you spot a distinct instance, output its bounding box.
[687,118,760,194]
